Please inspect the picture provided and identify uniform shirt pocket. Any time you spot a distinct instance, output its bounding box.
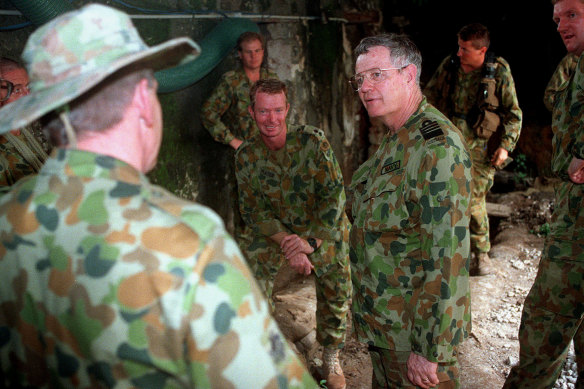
[363,168,409,232]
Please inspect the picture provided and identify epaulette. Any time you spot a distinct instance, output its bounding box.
[295,124,325,138]
[418,119,445,141]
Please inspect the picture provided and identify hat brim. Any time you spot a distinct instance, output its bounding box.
[0,36,200,135]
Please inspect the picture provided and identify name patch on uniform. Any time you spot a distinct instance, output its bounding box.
[381,160,400,175]
[420,120,444,140]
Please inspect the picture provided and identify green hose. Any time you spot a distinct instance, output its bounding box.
[8,0,74,27]
[9,0,259,93]
[156,18,259,93]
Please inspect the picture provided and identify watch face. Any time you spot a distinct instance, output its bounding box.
[308,237,317,250]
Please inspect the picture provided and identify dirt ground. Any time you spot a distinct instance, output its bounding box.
[274,177,555,388]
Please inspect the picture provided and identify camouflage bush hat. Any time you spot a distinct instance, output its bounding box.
[0,3,200,135]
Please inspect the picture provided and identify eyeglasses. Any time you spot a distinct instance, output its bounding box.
[0,79,29,102]
[349,66,406,91]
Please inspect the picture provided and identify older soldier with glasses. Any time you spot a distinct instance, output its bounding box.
[0,57,49,188]
[348,33,472,389]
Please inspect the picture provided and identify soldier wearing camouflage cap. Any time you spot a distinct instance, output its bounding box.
[349,33,472,388]
[0,4,317,388]
[235,78,352,389]
[424,23,523,276]
[504,0,584,387]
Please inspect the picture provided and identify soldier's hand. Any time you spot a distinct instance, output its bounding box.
[406,352,439,389]
[280,234,313,259]
[491,147,508,168]
[288,253,314,276]
[568,157,584,184]
[229,138,243,149]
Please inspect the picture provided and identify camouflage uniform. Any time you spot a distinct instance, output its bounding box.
[0,123,48,187]
[349,97,472,388]
[424,54,522,254]
[503,54,584,389]
[544,53,578,112]
[201,67,278,145]
[0,148,318,388]
[201,67,278,238]
[235,124,352,348]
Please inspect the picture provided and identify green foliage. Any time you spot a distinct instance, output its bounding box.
[513,153,528,185]
[319,379,328,389]
[530,222,550,237]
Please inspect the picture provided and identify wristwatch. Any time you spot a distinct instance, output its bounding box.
[307,237,318,253]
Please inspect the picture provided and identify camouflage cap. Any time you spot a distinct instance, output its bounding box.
[0,3,200,135]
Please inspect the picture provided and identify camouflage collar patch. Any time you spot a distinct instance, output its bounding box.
[381,160,400,175]
[420,120,444,140]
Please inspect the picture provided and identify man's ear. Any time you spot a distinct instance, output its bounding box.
[404,63,417,83]
[248,105,255,120]
[134,78,154,126]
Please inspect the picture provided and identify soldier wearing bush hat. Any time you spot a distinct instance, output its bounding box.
[0,4,317,388]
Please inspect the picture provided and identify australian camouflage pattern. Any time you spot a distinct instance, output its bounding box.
[0,148,318,388]
[544,53,578,112]
[201,67,278,145]
[504,54,584,388]
[0,123,49,188]
[424,54,522,253]
[235,124,352,348]
[349,97,472,364]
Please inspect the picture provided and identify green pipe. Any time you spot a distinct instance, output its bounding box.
[8,0,74,26]
[9,0,259,93]
[156,18,259,93]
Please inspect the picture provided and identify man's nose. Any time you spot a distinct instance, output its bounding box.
[360,77,374,92]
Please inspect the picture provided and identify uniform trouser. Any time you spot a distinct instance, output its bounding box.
[504,181,584,388]
[244,238,352,348]
[503,257,584,388]
[469,147,495,254]
[227,160,246,240]
[368,346,460,389]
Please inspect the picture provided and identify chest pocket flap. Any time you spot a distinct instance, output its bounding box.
[363,167,409,232]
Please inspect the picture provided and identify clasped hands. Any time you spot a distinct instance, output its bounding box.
[280,234,315,276]
[568,157,584,184]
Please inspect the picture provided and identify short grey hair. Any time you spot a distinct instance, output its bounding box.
[354,33,422,84]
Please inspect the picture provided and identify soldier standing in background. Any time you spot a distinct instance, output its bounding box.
[0,57,50,187]
[235,79,352,389]
[349,33,472,389]
[0,5,317,388]
[202,31,277,149]
[424,23,522,276]
[503,0,584,387]
[201,31,278,237]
